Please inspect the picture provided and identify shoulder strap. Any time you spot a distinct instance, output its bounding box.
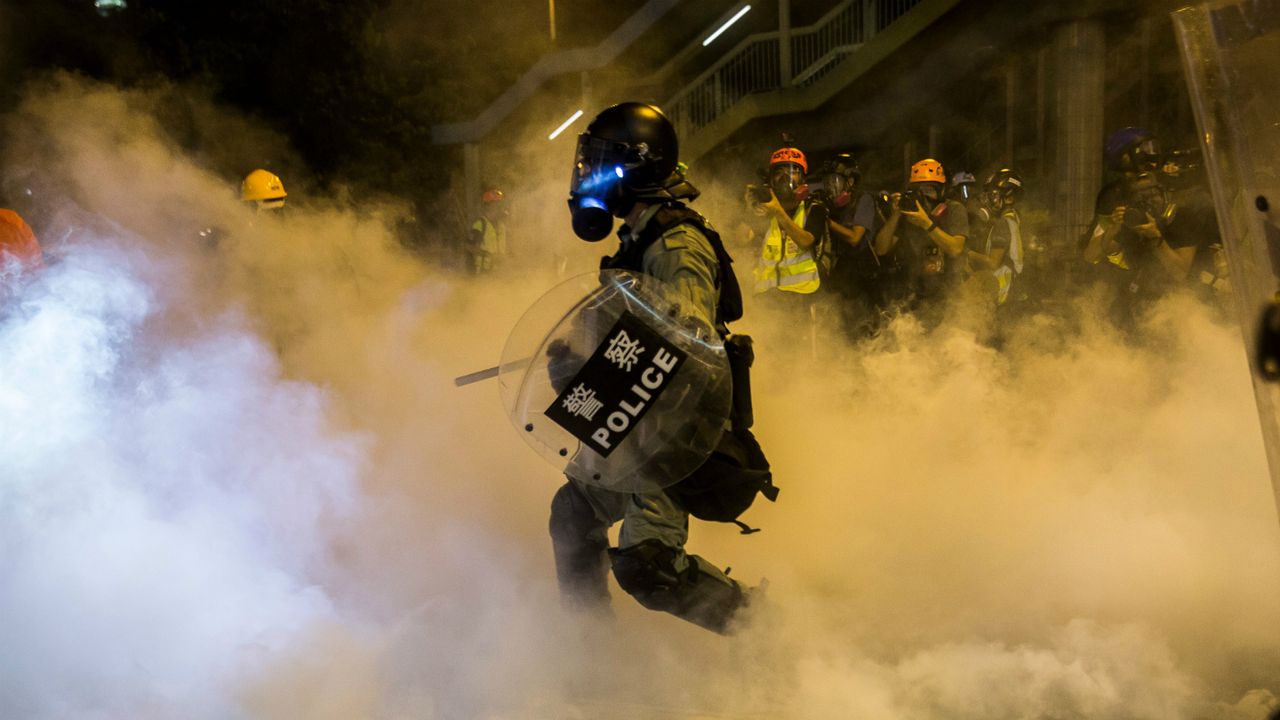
[650,204,744,325]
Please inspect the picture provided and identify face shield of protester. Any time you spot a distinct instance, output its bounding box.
[1125,172,1177,227]
[981,168,1024,216]
[1105,127,1163,175]
[950,171,978,202]
[822,153,861,208]
[768,147,809,208]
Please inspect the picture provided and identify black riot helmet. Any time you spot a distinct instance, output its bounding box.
[981,168,1024,213]
[568,102,680,241]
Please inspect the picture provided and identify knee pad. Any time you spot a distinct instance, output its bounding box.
[609,540,681,605]
[611,545,747,633]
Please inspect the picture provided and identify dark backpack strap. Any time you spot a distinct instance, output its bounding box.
[651,205,744,325]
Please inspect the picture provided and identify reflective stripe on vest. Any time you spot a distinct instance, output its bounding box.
[754,204,820,294]
[473,217,506,256]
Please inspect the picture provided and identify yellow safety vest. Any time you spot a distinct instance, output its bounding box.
[754,204,820,294]
[471,217,507,273]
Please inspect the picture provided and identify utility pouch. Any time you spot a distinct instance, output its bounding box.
[724,334,755,431]
[669,427,775,530]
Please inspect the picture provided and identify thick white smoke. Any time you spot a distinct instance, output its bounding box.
[0,75,1276,719]
[0,236,361,717]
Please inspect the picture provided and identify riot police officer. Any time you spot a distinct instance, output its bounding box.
[552,102,773,634]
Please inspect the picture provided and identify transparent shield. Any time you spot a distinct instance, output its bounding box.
[1175,1,1280,521]
[498,270,731,493]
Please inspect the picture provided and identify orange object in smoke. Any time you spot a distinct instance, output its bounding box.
[909,159,947,184]
[0,208,44,271]
[770,147,808,173]
[482,188,505,203]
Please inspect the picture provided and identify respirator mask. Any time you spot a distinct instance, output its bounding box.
[770,163,809,204]
[825,173,851,207]
[568,134,641,242]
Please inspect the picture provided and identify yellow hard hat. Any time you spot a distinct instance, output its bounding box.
[909,159,946,184]
[241,169,287,204]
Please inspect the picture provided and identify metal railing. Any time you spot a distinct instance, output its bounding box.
[665,0,923,138]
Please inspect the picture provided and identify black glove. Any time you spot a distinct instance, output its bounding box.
[546,339,586,394]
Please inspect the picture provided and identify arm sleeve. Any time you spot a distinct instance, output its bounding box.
[643,226,720,327]
[940,200,969,239]
[852,193,877,232]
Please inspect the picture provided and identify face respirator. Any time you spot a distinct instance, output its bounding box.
[568,134,644,242]
[825,174,852,207]
[770,165,809,204]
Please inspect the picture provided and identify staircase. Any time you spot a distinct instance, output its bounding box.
[664,0,965,162]
[431,0,683,145]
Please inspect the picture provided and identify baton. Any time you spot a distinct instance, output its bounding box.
[454,357,532,387]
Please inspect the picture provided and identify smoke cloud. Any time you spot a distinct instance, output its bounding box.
[0,74,1277,719]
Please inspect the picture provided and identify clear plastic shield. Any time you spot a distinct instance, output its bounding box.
[1175,1,1280,521]
[498,270,731,494]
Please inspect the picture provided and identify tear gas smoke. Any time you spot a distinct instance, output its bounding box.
[1,75,1277,719]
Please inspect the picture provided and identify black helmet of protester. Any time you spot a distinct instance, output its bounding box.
[823,153,861,182]
[982,168,1024,212]
[1104,127,1161,173]
[568,102,679,241]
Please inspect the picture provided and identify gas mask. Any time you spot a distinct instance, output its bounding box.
[568,134,639,242]
[825,173,852,207]
[981,188,1006,215]
[910,181,944,213]
[1127,172,1177,226]
[770,163,809,204]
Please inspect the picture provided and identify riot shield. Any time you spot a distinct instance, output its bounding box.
[498,270,731,494]
[1175,0,1280,522]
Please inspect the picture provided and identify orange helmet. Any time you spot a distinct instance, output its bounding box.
[482,189,504,204]
[0,209,43,271]
[770,147,808,174]
[909,159,946,184]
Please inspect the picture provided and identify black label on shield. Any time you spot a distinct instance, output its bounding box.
[545,310,687,457]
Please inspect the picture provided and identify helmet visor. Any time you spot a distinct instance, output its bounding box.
[769,163,805,194]
[570,134,633,199]
[912,182,944,203]
[1132,139,1163,170]
[825,173,849,197]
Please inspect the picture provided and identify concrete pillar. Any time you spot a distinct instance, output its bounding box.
[779,0,792,86]
[1005,64,1016,166]
[1050,20,1106,252]
[1036,46,1047,179]
[463,142,481,223]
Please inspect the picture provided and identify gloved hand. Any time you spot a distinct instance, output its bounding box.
[546,339,586,394]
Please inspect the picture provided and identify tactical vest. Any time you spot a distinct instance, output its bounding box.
[601,204,744,328]
[601,203,776,532]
